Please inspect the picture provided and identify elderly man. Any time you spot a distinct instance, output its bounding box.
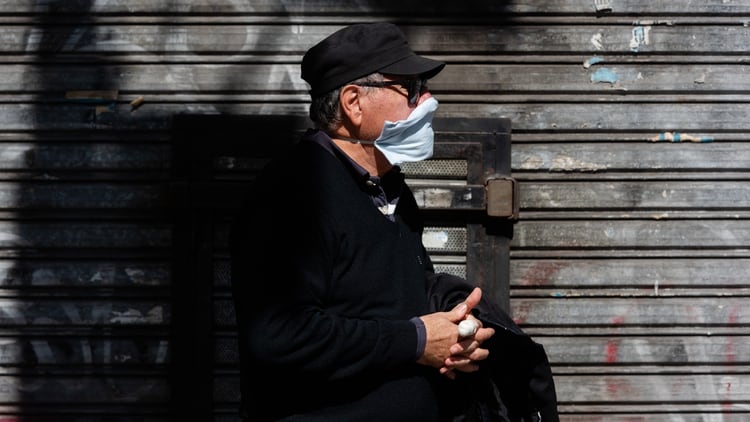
[230,22,558,421]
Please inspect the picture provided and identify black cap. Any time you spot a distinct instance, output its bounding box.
[301,23,445,97]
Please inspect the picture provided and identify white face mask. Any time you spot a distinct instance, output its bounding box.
[368,97,439,166]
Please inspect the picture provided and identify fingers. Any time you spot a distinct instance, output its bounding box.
[443,345,488,372]
[449,287,482,321]
[452,323,494,354]
[473,325,495,343]
[443,324,494,376]
[448,339,491,362]
[450,362,480,374]
[463,287,482,312]
[439,366,456,380]
[442,357,481,374]
[425,287,492,380]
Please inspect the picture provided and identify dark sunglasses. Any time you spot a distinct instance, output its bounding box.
[353,78,427,106]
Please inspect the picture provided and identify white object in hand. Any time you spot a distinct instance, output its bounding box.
[458,319,479,337]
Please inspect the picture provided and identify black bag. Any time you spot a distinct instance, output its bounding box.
[427,273,559,422]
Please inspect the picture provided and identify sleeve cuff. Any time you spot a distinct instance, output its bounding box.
[410,316,427,360]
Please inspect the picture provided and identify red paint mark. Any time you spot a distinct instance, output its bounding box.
[722,398,734,413]
[512,300,531,325]
[728,304,739,324]
[605,338,619,363]
[726,305,739,364]
[604,375,630,398]
[726,337,735,364]
[719,377,734,413]
[605,375,618,396]
[611,316,625,325]
[604,375,635,400]
[518,261,567,286]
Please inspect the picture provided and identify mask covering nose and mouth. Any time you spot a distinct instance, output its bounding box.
[361,97,439,166]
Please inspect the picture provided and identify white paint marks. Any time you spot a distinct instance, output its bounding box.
[590,33,604,50]
[550,154,607,172]
[413,188,454,208]
[594,0,612,13]
[422,230,450,249]
[520,156,544,170]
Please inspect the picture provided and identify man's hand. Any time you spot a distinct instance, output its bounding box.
[417,287,495,379]
[439,311,494,379]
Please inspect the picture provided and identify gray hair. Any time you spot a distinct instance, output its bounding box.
[308,73,385,134]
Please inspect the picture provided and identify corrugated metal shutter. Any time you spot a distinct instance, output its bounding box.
[4,0,749,420]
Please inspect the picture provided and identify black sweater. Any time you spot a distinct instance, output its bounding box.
[230,130,441,421]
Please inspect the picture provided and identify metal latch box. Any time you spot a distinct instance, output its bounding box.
[485,176,519,220]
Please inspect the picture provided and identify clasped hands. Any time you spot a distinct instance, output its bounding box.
[417,287,495,379]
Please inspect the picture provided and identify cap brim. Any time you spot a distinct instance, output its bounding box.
[379,54,445,79]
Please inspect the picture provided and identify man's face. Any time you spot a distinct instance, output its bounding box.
[357,75,432,141]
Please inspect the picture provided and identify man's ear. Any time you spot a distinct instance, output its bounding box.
[339,85,363,126]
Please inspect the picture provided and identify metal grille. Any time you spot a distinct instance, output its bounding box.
[214,261,231,287]
[401,159,467,179]
[422,227,467,253]
[433,264,466,279]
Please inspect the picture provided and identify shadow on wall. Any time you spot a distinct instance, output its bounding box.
[18,0,173,420]
[16,0,513,420]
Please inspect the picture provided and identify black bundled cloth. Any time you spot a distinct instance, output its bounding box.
[427,273,559,422]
